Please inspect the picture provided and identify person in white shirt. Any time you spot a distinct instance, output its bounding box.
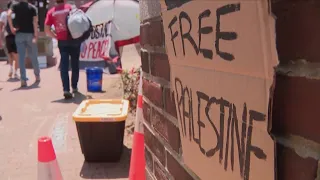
[0,10,9,65]
[0,1,19,79]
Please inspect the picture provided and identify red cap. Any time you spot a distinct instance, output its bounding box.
[38,136,56,163]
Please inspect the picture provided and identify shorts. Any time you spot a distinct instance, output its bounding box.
[5,35,17,54]
[1,33,8,56]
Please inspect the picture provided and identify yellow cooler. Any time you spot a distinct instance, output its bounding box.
[73,99,129,162]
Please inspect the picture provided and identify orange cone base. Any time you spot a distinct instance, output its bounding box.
[129,132,146,180]
[38,136,63,180]
[38,160,63,180]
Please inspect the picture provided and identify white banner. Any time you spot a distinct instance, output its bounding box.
[80,21,111,62]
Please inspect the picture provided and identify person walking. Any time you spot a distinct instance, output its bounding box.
[7,0,40,87]
[44,0,81,99]
[0,9,9,65]
[0,1,19,77]
[0,9,10,65]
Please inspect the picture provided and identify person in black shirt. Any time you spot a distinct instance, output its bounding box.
[8,0,40,87]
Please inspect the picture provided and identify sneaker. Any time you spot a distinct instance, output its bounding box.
[63,91,73,99]
[35,76,41,82]
[14,72,19,79]
[8,68,13,78]
[72,88,78,93]
[21,80,27,87]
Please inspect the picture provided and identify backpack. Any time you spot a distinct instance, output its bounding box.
[66,6,93,43]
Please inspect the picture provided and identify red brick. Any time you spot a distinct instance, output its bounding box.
[164,88,177,118]
[166,152,194,180]
[165,0,183,10]
[143,79,164,108]
[140,23,149,47]
[145,147,153,171]
[272,1,320,63]
[141,51,150,73]
[277,143,318,180]
[140,20,164,47]
[151,108,181,153]
[150,52,170,81]
[272,74,320,143]
[154,160,171,180]
[143,101,152,125]
[144,125,166,165]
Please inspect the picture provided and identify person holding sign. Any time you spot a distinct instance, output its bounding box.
[44,0,80,99]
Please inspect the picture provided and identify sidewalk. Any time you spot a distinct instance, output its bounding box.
[0,61,133,180]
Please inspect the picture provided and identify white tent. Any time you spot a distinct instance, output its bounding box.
[79,0,140,69]
[86,0,139,43]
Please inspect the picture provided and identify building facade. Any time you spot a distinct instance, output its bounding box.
[0,0,93,31]
[141,0,320,180]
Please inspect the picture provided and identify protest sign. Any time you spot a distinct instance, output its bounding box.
[162,0,278,180]
[80,21,111,61]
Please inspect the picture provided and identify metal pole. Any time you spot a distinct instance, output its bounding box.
[104,0,116,58]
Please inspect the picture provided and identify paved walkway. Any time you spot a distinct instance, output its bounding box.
[0,61,132,180]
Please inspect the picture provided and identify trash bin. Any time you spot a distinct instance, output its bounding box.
[72,99,129,162]
[86,67,103,92]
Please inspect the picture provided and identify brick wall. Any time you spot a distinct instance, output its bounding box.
[140,0,320,179]
[272,0,320,179]
[140,0,198,179]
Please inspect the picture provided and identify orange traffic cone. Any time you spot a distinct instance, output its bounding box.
[129,69,146,180]
[38,136,63,180]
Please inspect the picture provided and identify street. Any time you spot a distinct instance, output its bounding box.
[0,60,134,179]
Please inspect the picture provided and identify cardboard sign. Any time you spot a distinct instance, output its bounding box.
[80,21,111,61]
[162,1,278,180]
